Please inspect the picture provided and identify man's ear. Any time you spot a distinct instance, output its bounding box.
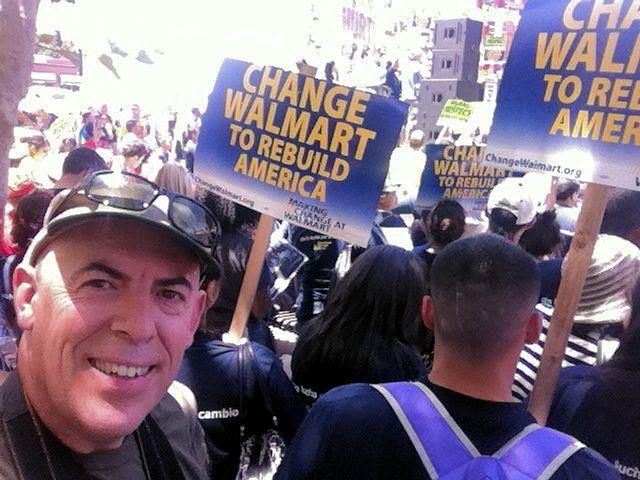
[525,311,543,345]
[187,289,207,338]
[12,265,36,331]
[421,295,435,331]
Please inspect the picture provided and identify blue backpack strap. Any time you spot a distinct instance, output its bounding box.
[494,424,585,480]
[372,382,479,478]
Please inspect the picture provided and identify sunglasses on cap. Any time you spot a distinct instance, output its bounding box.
[50,170,220,250]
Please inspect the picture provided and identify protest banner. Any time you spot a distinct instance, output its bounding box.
[196,58,407,338]
[416,144,519,217]
[195,58,408,247]
[437,99,474,129]
[485,0,640,191]
[484,0,640,424]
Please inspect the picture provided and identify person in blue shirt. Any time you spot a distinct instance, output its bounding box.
[177,268,306,479]
[548,279,640,479]
[276,235,617,479]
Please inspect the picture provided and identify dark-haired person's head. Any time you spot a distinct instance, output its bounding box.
[427,200,465,250]
[232,203,261,230]
[54,147,107,190]
[487,179,536,243]
[556,179,580,205]
[125,119,138,133]
[601,189,640,247]
[10,190,53,252]
[62,147,107,175]
[292,245,429,400]
[519,210,562,259]
[199,190,234,233]
[425,234,541,362]
[410,218,427,247]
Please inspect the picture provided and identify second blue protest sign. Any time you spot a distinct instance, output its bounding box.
[417,144,519,218]
[485,0,640,190]
[196,59,408,245]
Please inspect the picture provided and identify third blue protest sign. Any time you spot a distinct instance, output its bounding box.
[485,0,640,190]
[195,59,408,245]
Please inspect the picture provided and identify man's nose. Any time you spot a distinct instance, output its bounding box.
[110,295,156,343]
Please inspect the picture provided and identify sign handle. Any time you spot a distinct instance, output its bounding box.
[227,213,275,341]
[527,183,609,425]
[546,177,558,212]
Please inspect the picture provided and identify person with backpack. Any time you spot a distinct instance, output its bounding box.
[275,234,617,479]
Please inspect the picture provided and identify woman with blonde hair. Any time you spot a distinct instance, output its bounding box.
[155,161,195,197]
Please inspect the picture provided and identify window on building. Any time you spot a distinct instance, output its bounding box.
[444,28,455,38]
[441,59,452,69]
[432,93,443,103]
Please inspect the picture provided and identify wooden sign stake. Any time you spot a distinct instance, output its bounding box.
[227,213,275,342]
[528,182,609,425]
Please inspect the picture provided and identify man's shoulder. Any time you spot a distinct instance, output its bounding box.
[554,446,620,479]
[316,383,387,405]
[309,383,399,427]
[150,393,209,480]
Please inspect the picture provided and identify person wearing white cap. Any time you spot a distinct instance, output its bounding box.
[486,177,537,243]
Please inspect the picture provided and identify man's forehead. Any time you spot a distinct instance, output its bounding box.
[38,219,200,269]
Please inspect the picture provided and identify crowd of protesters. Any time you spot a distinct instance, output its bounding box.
[1,105,639,479]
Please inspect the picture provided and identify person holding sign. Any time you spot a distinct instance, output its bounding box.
[276,235,617,479]
[548,280,640,480]
[513,234,640,401]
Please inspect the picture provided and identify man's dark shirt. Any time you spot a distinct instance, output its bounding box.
[0,371,208,479]
[275,381,618,479]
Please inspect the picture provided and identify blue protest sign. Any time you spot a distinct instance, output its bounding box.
[485,0,640,190]
[417,144,519,218]
[195,59,408,245]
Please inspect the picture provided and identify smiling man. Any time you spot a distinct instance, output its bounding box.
[0,170,221,479]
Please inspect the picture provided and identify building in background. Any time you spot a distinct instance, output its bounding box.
[415,18,483,141]
[477,3,524,82]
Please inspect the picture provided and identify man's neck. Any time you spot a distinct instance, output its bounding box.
[428,350,517,402]
[54,173,82,191]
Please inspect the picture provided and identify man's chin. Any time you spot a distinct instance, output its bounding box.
[67,402,153,453]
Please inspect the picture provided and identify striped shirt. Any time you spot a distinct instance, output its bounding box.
[512,305,600,402]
